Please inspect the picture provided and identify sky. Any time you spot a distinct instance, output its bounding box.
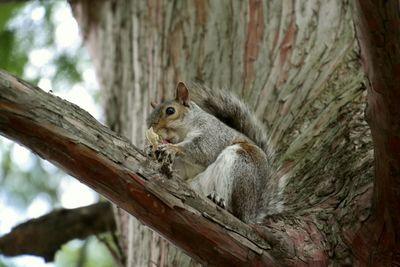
[0,2,101,266]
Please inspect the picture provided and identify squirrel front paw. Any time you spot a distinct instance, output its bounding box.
[207,192,226,209]
[154,144,182,177]
[144,144,154,158]
[155,144,177,163]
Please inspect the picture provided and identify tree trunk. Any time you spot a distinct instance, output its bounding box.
[351,1,400,265]
[70,0,370,266]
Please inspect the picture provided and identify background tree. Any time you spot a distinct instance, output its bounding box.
[0,2,114,266]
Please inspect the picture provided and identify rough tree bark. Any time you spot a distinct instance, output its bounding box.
[68,0,377,266]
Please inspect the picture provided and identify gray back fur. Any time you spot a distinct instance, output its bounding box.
[189,83,274,163]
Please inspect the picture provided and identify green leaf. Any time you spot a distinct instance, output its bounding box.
[0,2,25,30]
[0,29,28,76]
[53,53,83,85]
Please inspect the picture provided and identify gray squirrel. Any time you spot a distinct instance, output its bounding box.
[146,82,273,223]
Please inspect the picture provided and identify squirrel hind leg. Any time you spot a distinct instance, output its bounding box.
[189,143,263,223]
[231,142,268,223]
[189,144,240,213]
[230,166,260,223]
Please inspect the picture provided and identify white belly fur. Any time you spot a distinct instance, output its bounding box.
[188,144,240,211]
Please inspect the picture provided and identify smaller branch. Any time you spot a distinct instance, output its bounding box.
[0,202,114,262]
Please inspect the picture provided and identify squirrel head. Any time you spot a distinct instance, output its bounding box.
[147,82,190,144]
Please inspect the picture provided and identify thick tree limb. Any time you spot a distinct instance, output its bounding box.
[0,202,114,261]
[0,70,327,266]
[352,1,400,265]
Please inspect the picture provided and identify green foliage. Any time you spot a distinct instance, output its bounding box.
[0,0,98,209]
[0,143,61,209]
[0,1,107,267]
[53,53,83,87]
[0,1,86,87]
[0,257,16,267]
[56,237,115,267]
[0,2,23,30]
[0,2,28,76]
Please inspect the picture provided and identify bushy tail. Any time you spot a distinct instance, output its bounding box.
[190,83,273,161]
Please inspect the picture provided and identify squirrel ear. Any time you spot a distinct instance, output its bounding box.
[176,82,189,106]
[150,101,158,109]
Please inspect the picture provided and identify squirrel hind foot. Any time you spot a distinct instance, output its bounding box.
[207,192,226,209]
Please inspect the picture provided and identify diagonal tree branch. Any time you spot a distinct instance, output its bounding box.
[352,1,400,264]
[0,202,115,261]
[0,69,326,266]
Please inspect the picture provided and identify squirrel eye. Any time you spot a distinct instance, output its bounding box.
[165,107,175,115]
